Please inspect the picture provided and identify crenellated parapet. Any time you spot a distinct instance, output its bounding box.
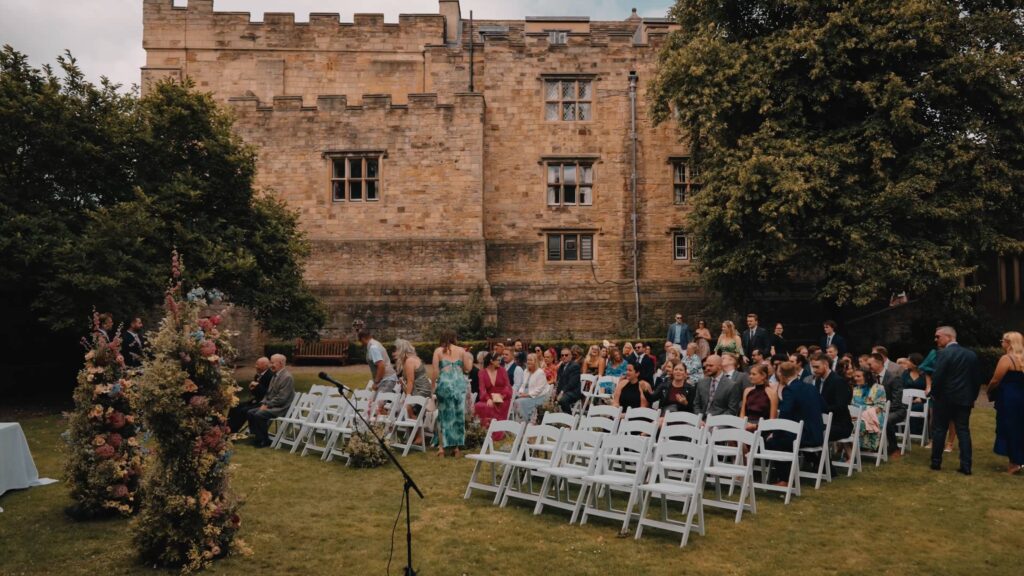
[226,91,484,115]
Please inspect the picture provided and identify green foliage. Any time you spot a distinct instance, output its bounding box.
[648,1,1024,322]
[426,286,497,341]
[344,424,389,469]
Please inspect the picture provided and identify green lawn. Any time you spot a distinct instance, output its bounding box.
[1,372,1021,575]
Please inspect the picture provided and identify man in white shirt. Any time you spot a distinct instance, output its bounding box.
[504,347,525,395]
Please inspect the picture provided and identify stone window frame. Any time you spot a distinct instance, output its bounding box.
[673,231,691,261]
[541,154,600,208]
[541,74,596,122]
[324,150,386,203]
[669,156,701,204]
[998,255,1022,305]
[546,30,569,45]
[546,231,595,263]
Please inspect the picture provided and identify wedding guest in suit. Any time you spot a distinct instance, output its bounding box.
[769,322,790,357]
[228,356,272,433]
[767,361,826,484]
[740,364,778,431]
[469,351,486,398]
[633,344,656,387]
[820,320,847,356]
[721,353,752,391]
[873,346,906,378]
[247,354,296,448]
[96,313,114,343]
[930,326,983,474]
[121,317,147,368]
[810,353,853,442]
[988,332,1024,475]
[868,352,907,459]
[826,344,841,372]
[694,320,712,360]
[694,355,743,417]
[666,313,693,349]
[556,347,583,413]
[741,313,771,364]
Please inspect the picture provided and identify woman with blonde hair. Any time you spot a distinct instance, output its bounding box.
[581,344,606,377]
[714,320,744,358]
[393,339,431,445]
[988,331,1024,474]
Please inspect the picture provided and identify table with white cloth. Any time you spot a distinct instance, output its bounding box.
[0,422,56,502]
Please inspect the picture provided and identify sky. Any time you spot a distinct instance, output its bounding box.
[0,0,671,91]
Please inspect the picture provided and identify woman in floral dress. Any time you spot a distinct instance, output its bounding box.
[432,331,472,458]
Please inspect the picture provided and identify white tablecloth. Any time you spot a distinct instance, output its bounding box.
[0,422,56,501]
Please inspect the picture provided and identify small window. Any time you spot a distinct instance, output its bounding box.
[547,233,594,262]
[673,232,690,260]
[544,78,592,121]
[547,30,568,45]
[547,161,593,206]
[331,155,381,202]
[672,158,701,204]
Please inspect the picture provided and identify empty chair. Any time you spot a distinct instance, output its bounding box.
[702,427,758,523]
[578,374,600,415]
[352,388,374,402]
[533,430,603,520]
[831,405,864,477]
[575,434,651,531]
[464,420,526,500]
[301,397,353,459]
[272,392,325,450]
[898,389,929,454]
[751,418,804,504]
[577,414,619,436]
[624,406,660,426]
[293,396,348,455]
[587,404,623,421]
[799,412,833,489]
[634,441,708,547]
[390,395,429,456]
[323,398,369,464]
[541,411,578,430]
[705,414,748,431]
[371,391,404,433]
[497,424,565,507]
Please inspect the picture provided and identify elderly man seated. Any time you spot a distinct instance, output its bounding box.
[246,354,296,448]
[228,356,273,434]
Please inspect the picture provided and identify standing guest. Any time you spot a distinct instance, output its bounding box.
[655,364,696,415]
[556,347,583,413]
[694,320,713,360]
[721,353,752,391]
[633,343,657,387]
[767,361,826,484]
[622,342,637,365]
[930,326,982,474]
[469,350,486,398]
[358,328,398,394]
[394,338,431,445]
[714,320,744,359]
[826,345,841,372]
[987,331,1024,474]
[694,355,743,417]
[605,346,629,379]
[228,356,272,433]
[246,354,295,448]
[581,344,606,377]
[868,352,907,459]
[514,353,551,423]
[122,317,147,368]
[96,313,114,343]
[740,364,778,431]
[681,343,704,385]
[810,353,853,442]
[769,323,790,357]
[820,320,847,356]
[476,353,513,432]
[612,363,656,410]
[504,347,525,396]
[433,331,473,458]
[849,368,887,455]
[741,313,771,364]
[666,313,692,349]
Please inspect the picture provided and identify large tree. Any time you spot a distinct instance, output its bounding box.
[649,1,1024,326]
[0,46,324,392]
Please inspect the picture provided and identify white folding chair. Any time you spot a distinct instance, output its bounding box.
[624,406,660,427]
[272,392,325,450]
[702,427,757,523]
[799,412,833,489]
[859,401,891,467]
[578,374,599,415]
[899,389,929,454]
[831,405,863,477]
[752,418,804,504]
[533,430,603,520]
[577,414,619,436]
[634,441,708,547]
[464,420,526,500]
[575,434,651,531]
[660,411,704,443]
[371,391,403,433]
[390,395,429,456]
[497,424,564,507]
[300,397,352,459]
[266,393,303,446]
[541,411,578,430]
[705,414,748,431]
[323,398,367,464]
[352,388,374,402]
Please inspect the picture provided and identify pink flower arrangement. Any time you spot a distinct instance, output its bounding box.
[110,484,130,499]
[210,315,221,326]
[189,395,209,409]
[107,411,126,430]
[95,444,116,459]
[199,340,217,357]
[108,433,123,449]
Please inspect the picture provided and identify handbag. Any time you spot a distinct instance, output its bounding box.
[490,392,504,404]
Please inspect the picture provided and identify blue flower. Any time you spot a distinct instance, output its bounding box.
[186,287,207,302]
[109,383,122,397]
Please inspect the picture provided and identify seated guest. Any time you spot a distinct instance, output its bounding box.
[581,344,606,377]
[542,348,559,386]
[394,339,431,444]
[848,368,887,456]
[901,352,929,435]
[749,348,767,368]
[556,347,583,413]
[740,364,778,431]
[247,354,296,448]
[655,364,696,415]
[228,356,272,433]
[605,346,629,378]
[694,355,743,417]
[504,347,525,396]
[868,352,906,459]
[475,353,513,432]
[469,351,486,398]
[766,361,826,484]
[826,344,841,372]
[622,342,637,365]
[121,317,147,368]
[809,353,853,442]
[612,362,656,411]
[514,353,551,423]
[720,353,752,391]
[681,343,703,385]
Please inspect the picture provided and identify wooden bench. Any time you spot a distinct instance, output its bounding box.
[293,338,349,365]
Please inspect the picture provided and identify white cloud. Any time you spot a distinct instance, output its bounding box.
[0,0,670,90]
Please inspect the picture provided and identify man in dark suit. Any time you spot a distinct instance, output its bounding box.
[929,326,983,474]
[868,352,907,458]
[247,354,296,448]
[693,355,743,417]
[556,346,583,413]
[96,313,114,343]
[633,344,656,387]
[819,320,847,357]
[229,357,273,433]
[121,317,148,368]
[767,361,826,483]
[810,353,852,441]
[741,313,771,364]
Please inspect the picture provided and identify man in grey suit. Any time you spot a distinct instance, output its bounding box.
[868,352,906,459]
[694,355,743,417]
[247,353,296,448]
[720,353,752,391]
[929,326,983,475]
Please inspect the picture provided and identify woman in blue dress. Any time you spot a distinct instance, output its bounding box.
[432,331,473,458]
[988,331,1024,475]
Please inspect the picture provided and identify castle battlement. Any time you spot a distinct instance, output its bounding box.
[226,92,483,115]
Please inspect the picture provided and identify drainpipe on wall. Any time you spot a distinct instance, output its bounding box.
[629,70,640,339]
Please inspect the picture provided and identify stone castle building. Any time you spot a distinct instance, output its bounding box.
[141,0,706,340]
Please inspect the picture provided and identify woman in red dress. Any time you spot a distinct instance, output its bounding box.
[475,352,513,437]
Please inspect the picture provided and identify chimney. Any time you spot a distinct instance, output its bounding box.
[439,0,462,46]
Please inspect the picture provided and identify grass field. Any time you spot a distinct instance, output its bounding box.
[1,371,1022,576]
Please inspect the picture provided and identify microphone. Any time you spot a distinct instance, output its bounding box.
[318,371,351,393]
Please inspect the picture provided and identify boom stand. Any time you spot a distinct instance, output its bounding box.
[322,374,424,576]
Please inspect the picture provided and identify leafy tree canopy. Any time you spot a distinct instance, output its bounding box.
[649,0,1024,320]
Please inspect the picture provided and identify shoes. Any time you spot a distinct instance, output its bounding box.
[888,452,902,461]
[944,444,953,453]
[252,439,271,449]
[771,481,789,488]
[929,463,941,471]
[956,467,971,476]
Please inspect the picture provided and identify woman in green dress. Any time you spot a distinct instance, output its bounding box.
[714,320,744,358]
[851,368,887,452]
[432,331,473,458]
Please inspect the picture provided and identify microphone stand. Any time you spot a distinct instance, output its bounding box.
[319,372,423,576]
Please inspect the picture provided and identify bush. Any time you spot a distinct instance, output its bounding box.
[345,424,388,469]
[263,341,295,359]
